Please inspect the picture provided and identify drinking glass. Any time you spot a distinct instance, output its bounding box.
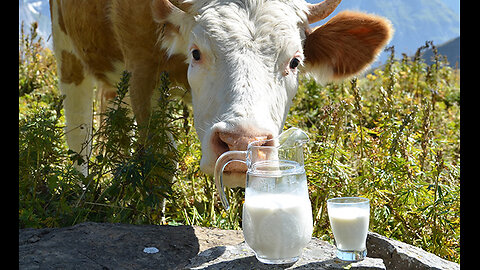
[327,197,370,261]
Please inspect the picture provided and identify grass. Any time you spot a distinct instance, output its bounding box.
[19,23,460,263]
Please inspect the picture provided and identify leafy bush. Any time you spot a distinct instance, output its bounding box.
[19,23,459,263]
[19,23,181,226]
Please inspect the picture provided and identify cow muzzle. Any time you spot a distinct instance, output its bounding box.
[210,128,274,183]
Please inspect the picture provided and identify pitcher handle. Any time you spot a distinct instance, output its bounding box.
[214,150,247,210]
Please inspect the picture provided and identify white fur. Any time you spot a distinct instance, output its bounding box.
[51,0,126,176]
[167,0,310,180]
[303,63,334,84]
[50,0,93,175]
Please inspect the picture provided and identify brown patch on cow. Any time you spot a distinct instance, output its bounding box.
[58,1,123,82]
[55,0,67,34]
[97,83,117,120]
[109,0,189,124]
[53,0,189,126]
[151,0,187,44]
[49,0,53,27]
[60,50,85,85]
[163,53,189,86]
[151,0,192,21]
[103,89,117,101]
[151,0,175,21]
[304,11,393,79]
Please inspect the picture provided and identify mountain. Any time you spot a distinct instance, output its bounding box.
[306,0,460,66]
[421,36,460,68]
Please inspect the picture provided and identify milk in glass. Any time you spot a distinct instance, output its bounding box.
[328,206,369,251]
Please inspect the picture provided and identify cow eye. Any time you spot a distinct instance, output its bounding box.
[192,49,201,61]
[289,57,300,69]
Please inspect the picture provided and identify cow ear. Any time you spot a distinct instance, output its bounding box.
[303,11,393,83]
[151,0,194,57]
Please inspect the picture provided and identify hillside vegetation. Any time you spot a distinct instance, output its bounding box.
[19,23,460,263]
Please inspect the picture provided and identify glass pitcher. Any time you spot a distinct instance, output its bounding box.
[214,127,313,264]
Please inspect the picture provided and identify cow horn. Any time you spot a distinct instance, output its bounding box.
[307,0,342,24]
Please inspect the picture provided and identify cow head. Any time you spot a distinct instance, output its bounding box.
[152,0,392,187]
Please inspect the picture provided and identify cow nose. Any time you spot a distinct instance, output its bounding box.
[212,130,274,167]
[218,131,272,151]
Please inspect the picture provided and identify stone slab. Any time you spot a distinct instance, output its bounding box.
[19,222,458,270]
[366,232,459,270]
[186,239,385,270]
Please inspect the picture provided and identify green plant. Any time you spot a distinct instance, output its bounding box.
[19,22,57,98]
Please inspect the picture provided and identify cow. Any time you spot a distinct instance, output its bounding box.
[50,0,392,187]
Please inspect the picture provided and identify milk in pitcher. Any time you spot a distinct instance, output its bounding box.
[242,162,313,263]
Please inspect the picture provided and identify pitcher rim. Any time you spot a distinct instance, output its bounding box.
[247,159,305,176]
[247,140,308,150]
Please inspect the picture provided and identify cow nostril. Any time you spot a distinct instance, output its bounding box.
[212,130,274,173]
[212,131,230,157]
[215,131,274,154]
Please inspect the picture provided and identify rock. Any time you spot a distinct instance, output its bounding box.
[186,239,385,270]
[19,222,458,270]
[19,222,202,269]
[366,232,459,270]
